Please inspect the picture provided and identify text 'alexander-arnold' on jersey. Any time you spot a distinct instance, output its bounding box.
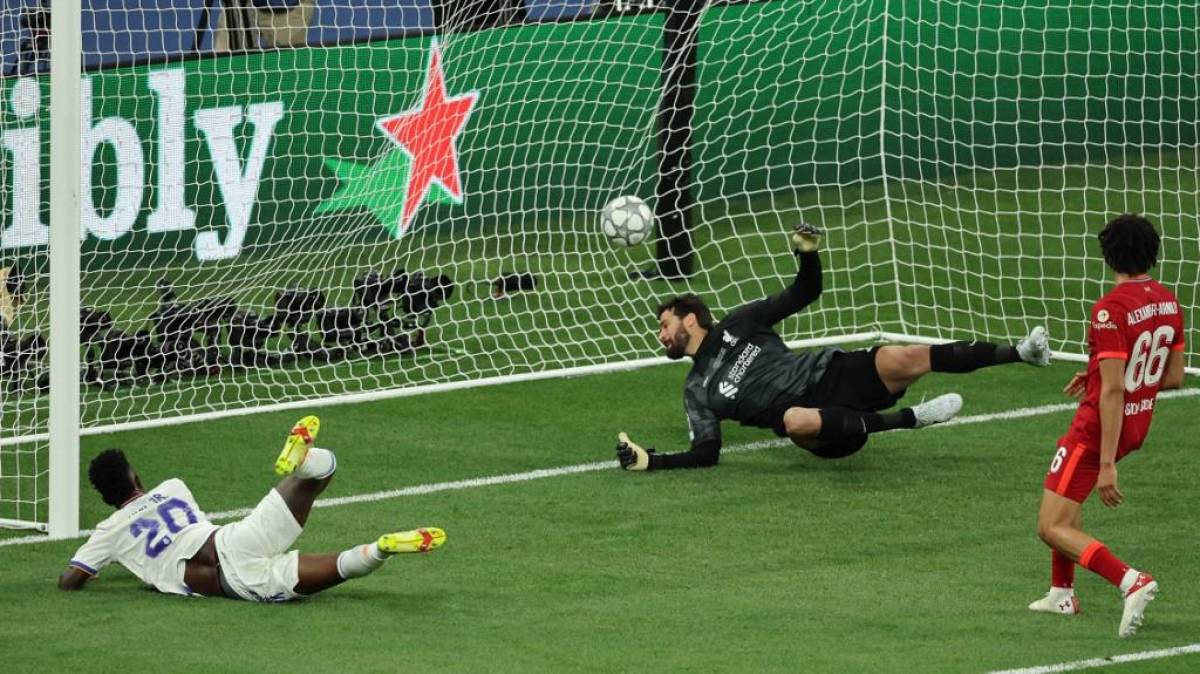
[1061,276,1185,458]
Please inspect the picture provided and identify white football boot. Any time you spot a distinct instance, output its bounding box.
[1017,326,1052,367]
[1028,587,1081,615]
[912,393,963,428]
[1119,572,1158,638]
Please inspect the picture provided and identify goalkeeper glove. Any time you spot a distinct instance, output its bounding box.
[791,222,825,253]
[616,432,655,471]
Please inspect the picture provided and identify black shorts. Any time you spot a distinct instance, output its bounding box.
[770,347,906,437]
[799,346,905,411]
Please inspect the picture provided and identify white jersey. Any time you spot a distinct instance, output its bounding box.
[69,478,219,596]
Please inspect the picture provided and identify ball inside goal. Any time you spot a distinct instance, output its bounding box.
[600,196,653,247]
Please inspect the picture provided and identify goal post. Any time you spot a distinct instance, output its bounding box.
[1,0,1196,534]
[47,0,82,538]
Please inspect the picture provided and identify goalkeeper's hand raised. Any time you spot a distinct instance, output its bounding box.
[791,222,825,253]
[616,432,655,471]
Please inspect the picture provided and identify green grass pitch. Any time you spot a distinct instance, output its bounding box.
[1,155,1198,671]
[1,361,1198,673]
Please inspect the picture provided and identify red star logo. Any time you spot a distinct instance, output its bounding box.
[376,40,479,233]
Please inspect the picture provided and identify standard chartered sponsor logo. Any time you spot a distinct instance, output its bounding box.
[726,343,761,385]
[1,68,284,261]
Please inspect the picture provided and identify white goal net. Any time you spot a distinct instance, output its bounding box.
[1,0,1196,531]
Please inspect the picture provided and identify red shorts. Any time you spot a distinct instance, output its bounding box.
[1043,441,1102,503]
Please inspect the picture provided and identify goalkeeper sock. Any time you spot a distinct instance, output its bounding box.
[336,543,388,580]
[295,447,336,480]
[929,341,1020,373]
[817,407,916,442]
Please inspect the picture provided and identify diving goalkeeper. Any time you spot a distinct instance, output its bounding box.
[616,224,1053,471]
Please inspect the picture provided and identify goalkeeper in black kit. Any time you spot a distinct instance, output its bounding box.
[617,224,1054,471]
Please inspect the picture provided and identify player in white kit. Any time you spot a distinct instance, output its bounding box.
[58,416,445,601]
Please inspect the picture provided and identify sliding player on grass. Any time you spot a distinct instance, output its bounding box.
[1029,214,1185,638]
[616,223,1052,471]
[58,417,445,602]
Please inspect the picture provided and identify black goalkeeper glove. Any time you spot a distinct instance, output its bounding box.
[791,222,825,254]
[616,432,655,471]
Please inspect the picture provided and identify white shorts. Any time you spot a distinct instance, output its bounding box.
[215,488,304,602]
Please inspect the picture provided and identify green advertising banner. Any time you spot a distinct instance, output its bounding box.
[0,15,667,270]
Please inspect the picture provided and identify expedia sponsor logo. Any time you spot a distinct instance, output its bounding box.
[1093,320,1117,330]
[718,381,738,399]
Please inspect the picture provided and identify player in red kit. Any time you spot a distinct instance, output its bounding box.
[1028,214,1186,638]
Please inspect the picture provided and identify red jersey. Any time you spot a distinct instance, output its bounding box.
[1061,276,1185,458]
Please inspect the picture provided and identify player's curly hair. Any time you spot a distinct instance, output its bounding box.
[88,449,136,507]
[656,293,714,330]
[1098,214,1159,275]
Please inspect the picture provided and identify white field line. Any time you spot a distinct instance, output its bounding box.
[986,643,1200,674]
[3,388,1198,550]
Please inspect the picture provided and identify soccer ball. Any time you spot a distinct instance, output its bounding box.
[600,196,653,247]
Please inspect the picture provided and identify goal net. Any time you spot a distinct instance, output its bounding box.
[1,0,1197,531]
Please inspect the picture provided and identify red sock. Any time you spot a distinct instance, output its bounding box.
[1051,549,1075,589]
[1079,541,1129,587]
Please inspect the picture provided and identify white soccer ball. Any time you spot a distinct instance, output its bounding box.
[600,195,653,247]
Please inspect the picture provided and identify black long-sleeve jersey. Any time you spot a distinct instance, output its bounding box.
[649,251,837,470]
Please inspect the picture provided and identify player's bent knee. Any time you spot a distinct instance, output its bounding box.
[1036,521,1053,545]
[1036,521,1068,547]
[782,407,821,437]
[874,345,911,375]
[892,345,930,377]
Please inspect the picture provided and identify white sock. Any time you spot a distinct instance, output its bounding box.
[295,447,336,480]
[336,543,388,580]
[1119,568,1141,594]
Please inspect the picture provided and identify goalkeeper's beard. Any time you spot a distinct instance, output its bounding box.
[664,328,689,360]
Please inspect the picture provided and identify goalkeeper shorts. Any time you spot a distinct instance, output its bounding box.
[799,347,906,412]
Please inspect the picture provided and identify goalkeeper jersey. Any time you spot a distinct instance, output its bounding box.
[652,252,833,470]
[69,479,219,596]
[682,302,838,449]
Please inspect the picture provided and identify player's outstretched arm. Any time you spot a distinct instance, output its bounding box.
[734,223,825,327]
[615,433,721,471]
[58,566,92,591]
[618,388,724,471]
